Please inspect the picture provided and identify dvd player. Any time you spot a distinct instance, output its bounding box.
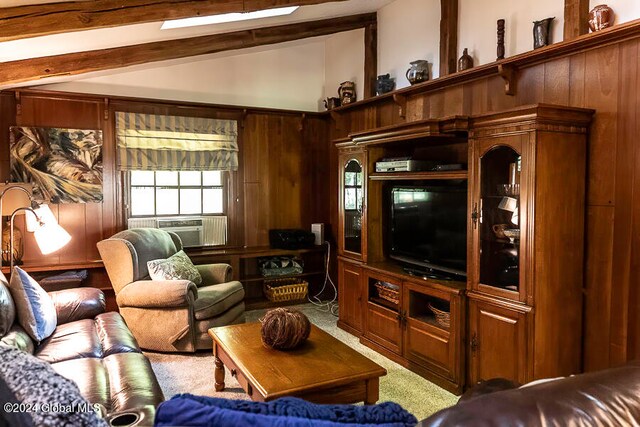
[375,159,436,172]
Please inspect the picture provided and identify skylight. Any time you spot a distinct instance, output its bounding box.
[161,6,300,30]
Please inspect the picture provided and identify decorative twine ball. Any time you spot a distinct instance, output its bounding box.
[260,308,311,350]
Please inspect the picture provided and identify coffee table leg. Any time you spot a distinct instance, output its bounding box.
[364,378,379,405]
[214,356,225,391]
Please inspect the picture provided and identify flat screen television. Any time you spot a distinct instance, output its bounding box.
[389,185,467,278]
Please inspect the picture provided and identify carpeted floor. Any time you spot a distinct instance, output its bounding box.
[144,303,458,421]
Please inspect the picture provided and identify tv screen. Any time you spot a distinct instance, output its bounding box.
[389,185,467,277]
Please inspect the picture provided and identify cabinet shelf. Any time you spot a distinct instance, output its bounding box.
[243,271,323,283]
[410,314,450,333]
[369,171,468,181]
[368,296,400,313]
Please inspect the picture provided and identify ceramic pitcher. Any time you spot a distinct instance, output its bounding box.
[406,60,429,85]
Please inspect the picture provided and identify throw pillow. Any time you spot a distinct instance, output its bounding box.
[147,250,203,286]
[0,276,16,336]
[8,267,57,343]
[0,345,107,427]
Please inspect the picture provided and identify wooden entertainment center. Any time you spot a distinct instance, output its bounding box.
[335,104,593,393]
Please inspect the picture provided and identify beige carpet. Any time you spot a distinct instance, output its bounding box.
[144,304,458,421]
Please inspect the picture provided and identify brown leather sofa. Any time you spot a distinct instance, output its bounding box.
[419,362,640,426]
[0,275,164,419]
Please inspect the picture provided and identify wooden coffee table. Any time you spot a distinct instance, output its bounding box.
[208,322,386,404]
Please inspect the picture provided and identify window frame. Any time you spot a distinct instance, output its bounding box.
[126,170,228,218]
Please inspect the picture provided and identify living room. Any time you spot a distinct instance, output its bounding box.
[1,0,640,426]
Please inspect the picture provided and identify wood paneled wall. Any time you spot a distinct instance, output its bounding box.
[329,38,640,372]
[0,90,330,269]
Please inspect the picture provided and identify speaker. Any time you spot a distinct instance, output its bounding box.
[269,229,315,249]
[311,223,325,245]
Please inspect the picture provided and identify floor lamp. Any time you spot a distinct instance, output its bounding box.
[0,184,71,272]
[0,184,32,267]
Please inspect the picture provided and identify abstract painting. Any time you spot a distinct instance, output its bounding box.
[10,126,103,203]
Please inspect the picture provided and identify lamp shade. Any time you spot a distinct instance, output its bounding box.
[25,204,56,232]
[34,222,71,255]
[24,204,71,255]
[0,184,33,216]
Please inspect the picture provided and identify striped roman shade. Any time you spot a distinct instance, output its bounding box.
[115,112,238,171]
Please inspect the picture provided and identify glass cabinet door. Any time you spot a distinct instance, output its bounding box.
[478,146,521,293]
[342,157,364,256]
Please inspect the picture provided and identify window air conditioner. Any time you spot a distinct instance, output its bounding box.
[157,218,203,247]
[127,216,227,246]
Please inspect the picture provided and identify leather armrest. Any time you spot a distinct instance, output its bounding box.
[116,280,197,308]
[196,263,233,285]
[457,378,519,404]
[49,288,106,325]
[105,405,156,427]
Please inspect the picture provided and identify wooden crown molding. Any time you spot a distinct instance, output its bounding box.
[0,13,376,87]
[0,0,350,42]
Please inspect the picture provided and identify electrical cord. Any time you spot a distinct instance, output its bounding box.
[307,241,338,316]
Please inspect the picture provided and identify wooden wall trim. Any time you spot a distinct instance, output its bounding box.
[9,88,326,117]
[328,17,640,114]
[439,0,458,76]
[0,13,377,87]
[364,23,378,99]
[0,0,350,42]
[564,0,590,40]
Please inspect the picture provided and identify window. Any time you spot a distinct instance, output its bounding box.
[129,170,225,217]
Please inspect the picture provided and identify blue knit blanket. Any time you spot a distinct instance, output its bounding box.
[155,394,417,427]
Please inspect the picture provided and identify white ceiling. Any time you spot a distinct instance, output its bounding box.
[0,0,394,62]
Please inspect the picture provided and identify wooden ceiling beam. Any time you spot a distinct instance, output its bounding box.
[0,0,350,42]
[0,13,376,87]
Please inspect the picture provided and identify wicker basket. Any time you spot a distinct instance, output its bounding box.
[428,303,451,329]
[374,281,400,305]
[264,277,308,303]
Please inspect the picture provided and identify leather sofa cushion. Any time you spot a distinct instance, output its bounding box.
[52,352,164,412]
[36,312,140,364]
[50,288,106,325]
[194,281,244,320]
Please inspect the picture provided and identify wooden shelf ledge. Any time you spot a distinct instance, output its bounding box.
[325,16,640,113]
[369,170,468,181]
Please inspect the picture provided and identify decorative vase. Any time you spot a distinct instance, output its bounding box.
[323,97,341,110]
[406,60,429,85]
[589,4,614,32]
[458,48,474,71]
[2,219,23,266]
[338,81,356,105]
[533,17,555,49]
[497,19,506,60]
[376,74,395,95]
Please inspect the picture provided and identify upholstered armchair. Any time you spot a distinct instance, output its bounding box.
[97,228,245,352]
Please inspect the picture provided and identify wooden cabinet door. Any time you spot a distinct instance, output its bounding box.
[337,149,366,261]
[402,281,460,383]
[337,259,363,334]
[468,297,530,385]
[363,272,402,354]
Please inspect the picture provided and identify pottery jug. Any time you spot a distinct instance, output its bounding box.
[533,17,554,49]
[323,97,341,110]
[589,4,614,32]
[406,60,429,85]
[458,48,473,71]
[338,81,356,105]
[376,74,395,95]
